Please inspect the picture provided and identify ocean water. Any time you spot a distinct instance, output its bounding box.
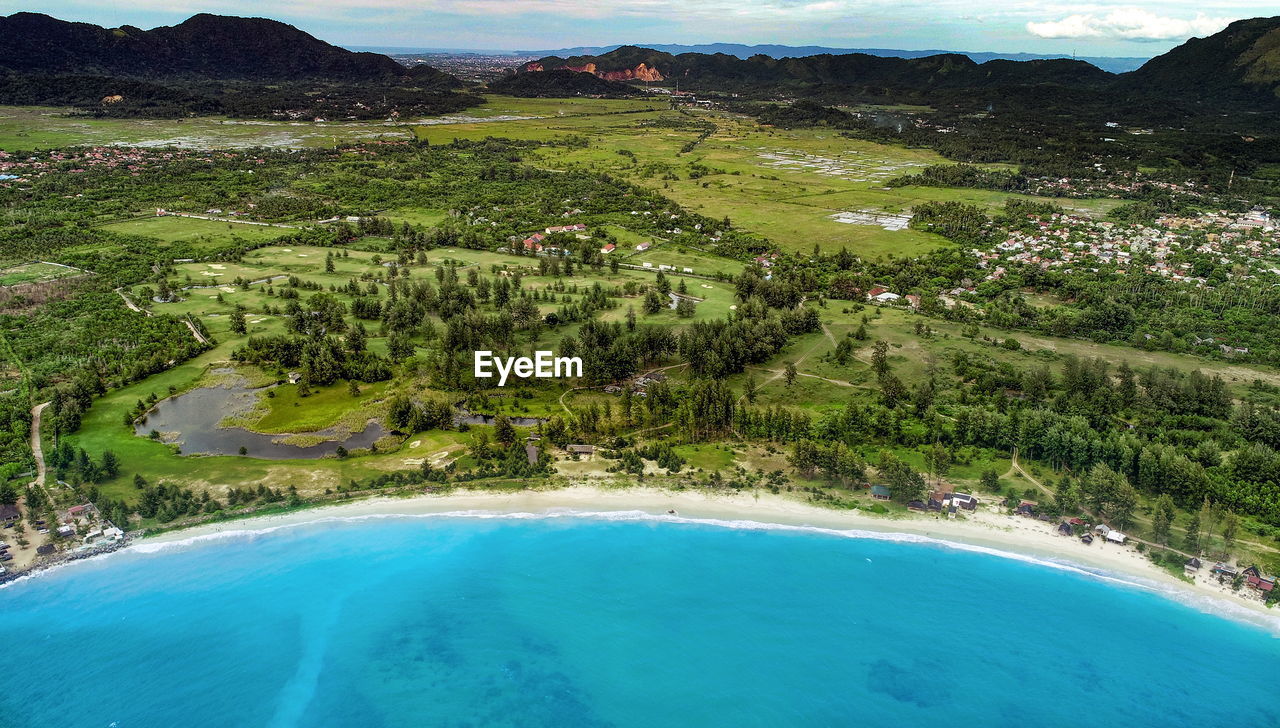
[3,513,1279,728]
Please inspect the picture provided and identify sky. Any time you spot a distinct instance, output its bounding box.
[2,1,1276,56]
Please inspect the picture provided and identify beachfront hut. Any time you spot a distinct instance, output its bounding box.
[36,544,55,556]
[870,485,891,501]
[1016,501,1037,517]
[1094,524,1111,536]
[907,500,926,512]
[1105,530,1127,544]
[1184,557,1202,575]
[1057,522,1073,536]
[927,491,945,512]
[1212,562,1238,578]
[0,503,18,522]
[524,444,540,466]
[1080,534,1094,545]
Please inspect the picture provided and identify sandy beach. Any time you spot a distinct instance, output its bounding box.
[144,485,1280,632]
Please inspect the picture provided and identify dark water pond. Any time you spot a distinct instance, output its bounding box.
[136,384,386,460]
[453,408,546,428]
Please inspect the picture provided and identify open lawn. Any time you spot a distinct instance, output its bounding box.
[99,215,292,246]
[0,261,87,286]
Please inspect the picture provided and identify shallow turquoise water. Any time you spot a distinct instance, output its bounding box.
[3,514,1279,727]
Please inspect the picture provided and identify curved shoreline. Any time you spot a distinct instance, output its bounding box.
[128,485,1280,634]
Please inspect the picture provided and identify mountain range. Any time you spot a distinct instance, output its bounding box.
[1,12,1278,114]
[520,18,1280,112]
[516,43,1149,74]
[0,12,447,83]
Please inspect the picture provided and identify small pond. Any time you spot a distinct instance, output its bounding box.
[453,408,546,428]
[136,383,386,460]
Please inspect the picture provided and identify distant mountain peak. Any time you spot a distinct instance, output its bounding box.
[0,12,431,82]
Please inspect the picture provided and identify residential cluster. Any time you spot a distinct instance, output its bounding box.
[977,209,1280,285]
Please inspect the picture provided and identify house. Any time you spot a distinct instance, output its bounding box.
[682,267,693,274]
[36,544,55,556]
[600,243,616,254]
[904,294,921,309]
[287,372,303,385]
[1080,533,1094,545]
[927,491,945,512]
[907,500,927,512]
[566,444,595,456]
[1184,557,1202,575]
[525,444,540,466]
[56,525,74,538]
[1016,500,1037,517]
[872,291,901,303]
[0,503,19,522]
[603,385,623,394]
[1105,530,1127,544]
[870,485,891,501]
[1212,562,1238,578]
[866,287,887,299]
[635,242,651,251]
[1057,522,1073,536]
[1244,566,1276,593]
[947,492,978,510]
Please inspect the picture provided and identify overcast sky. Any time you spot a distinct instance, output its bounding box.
[3,1,1275,56]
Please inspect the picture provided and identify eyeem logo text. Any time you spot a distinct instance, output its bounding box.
[474,350,583,387]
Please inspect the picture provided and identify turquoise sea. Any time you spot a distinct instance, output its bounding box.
[3,512,1279,727]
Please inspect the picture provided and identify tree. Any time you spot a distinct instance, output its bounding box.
[348,380,361,397]
[1054,475,1080,515]
[493,415,517,446]
[871,340,890,376]
[229,308,247,335]
[1183,511,1201,553]
[1152,493,1176,545]
[643,290,664,315]
[0,480,17,506]
[878,453,927,504]
[784,362,798,388]
[100,450,120,479]
[347,322,367,354]
[1221,510,1239,550]
[923,443,951,487]
[979,468,999,493]
[744,373,759,403]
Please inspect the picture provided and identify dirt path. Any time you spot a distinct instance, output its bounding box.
[115,287,148,315]
[184,319,211,345]
[29,401,49,487]
[117,287,209,346]
[1006,447,1051,498]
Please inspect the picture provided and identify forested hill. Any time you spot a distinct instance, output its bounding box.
[487,69,641,98]
[523,17,1280,112]
[0,12,453,83]
[524,45,1113,91]
[1120,16,1280,107]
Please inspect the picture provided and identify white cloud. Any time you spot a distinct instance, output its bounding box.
[1026,9,1234,41]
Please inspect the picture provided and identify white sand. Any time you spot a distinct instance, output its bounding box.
[144,486,1279,629]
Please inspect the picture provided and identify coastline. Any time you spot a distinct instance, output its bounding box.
[139,484,1280,633]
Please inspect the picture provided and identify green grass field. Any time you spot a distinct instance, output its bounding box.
[99,215,293,246]
[0,261,87,285]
